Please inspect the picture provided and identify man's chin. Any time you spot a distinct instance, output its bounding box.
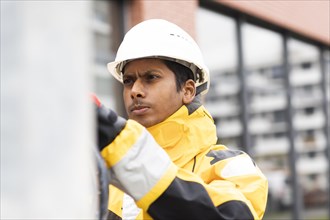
[129,114,163,128]
[129,116,149,127]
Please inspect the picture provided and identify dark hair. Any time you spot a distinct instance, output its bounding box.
[163,60,194,92]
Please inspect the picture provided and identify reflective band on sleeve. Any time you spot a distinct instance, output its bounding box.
[101,120,144,167]
[110,125,174,201]
[221,156,258,178]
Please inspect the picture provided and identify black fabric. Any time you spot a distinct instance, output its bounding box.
[148,177,254,220]
[206,150,244,165]
[97,105,126,151]
[216,200,255,220]
[106,210,122,220]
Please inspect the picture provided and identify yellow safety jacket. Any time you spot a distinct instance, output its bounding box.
[101,103,268,220]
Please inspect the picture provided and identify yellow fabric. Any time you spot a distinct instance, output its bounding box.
[195,144,268,218]
[101,119,144,168]
[107,105,268,219]
[147,105,217,168]
[108,185,124,217]
[136,163,177,210]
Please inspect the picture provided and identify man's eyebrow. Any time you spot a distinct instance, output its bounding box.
[123,69,162,76]
[142,70,162,75]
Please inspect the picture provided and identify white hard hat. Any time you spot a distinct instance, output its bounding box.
[107,19,210,95]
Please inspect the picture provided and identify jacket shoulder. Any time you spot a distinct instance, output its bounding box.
[199,145,261,179]
[206,145,245,165]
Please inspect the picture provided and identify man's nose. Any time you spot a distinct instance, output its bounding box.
[131,80,145,99]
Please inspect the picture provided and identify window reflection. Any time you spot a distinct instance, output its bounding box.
[288,39,328,210]
[92,1,120,109]
[198,6,329,215]
[197,8,241,149]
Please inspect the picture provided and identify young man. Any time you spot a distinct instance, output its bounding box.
[95,19,268,220]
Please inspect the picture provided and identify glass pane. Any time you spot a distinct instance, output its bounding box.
[288,39,329,218]
[94,32,112,65]
[92,1,121,110]
[243,24,283,67]
[197,8,241,149]
[93,0,110,23]
[242,23,293,217]
[325,50,330,114]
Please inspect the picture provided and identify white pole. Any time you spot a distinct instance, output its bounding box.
[1,1,98,219]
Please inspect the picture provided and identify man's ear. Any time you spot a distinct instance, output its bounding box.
[182,79,196,104]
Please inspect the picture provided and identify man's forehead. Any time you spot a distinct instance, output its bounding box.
[122,58,166,74]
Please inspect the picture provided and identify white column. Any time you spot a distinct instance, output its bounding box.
[1,1,98,219]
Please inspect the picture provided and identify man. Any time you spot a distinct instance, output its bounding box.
[95,19,268,220]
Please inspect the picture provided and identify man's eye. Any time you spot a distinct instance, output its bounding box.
[146,74,159,81]
[123,78,134,85]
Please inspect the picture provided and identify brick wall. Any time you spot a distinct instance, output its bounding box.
[126,0,329,45]
[128,0,198,38]
[219,0,330,45]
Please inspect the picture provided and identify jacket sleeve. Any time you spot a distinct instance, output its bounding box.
[101,119,268,220]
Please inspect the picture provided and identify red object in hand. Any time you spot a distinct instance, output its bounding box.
[91,93,126,151]
[91,93,102,107]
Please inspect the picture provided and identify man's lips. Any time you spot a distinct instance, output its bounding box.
[130,105,150,115]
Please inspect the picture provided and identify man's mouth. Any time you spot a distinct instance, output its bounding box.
[130,105,150,115]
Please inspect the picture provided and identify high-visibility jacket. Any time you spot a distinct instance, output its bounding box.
[101,101,268,220]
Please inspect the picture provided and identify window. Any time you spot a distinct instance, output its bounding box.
[197,7,242,148]
[198,4,329,217]
[91,1,124,112]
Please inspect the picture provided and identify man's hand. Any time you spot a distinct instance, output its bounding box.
[91,94,126,151]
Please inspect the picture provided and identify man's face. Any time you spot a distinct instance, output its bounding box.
[122,58,184,127]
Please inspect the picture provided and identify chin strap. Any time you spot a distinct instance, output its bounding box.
[186,94,202,115]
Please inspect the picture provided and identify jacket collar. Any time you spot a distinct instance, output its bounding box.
[147,99,217,167]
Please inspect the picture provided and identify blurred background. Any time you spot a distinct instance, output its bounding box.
[1,1,329,219]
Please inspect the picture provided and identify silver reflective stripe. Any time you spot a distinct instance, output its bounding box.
[110,128,172,200]
[123,193,141,220]
[221,156,258,178]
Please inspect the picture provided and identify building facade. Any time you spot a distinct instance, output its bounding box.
[1,1,329,219]
[95,1,329,219]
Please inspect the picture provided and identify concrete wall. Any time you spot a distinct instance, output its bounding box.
[1,1,97,219]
